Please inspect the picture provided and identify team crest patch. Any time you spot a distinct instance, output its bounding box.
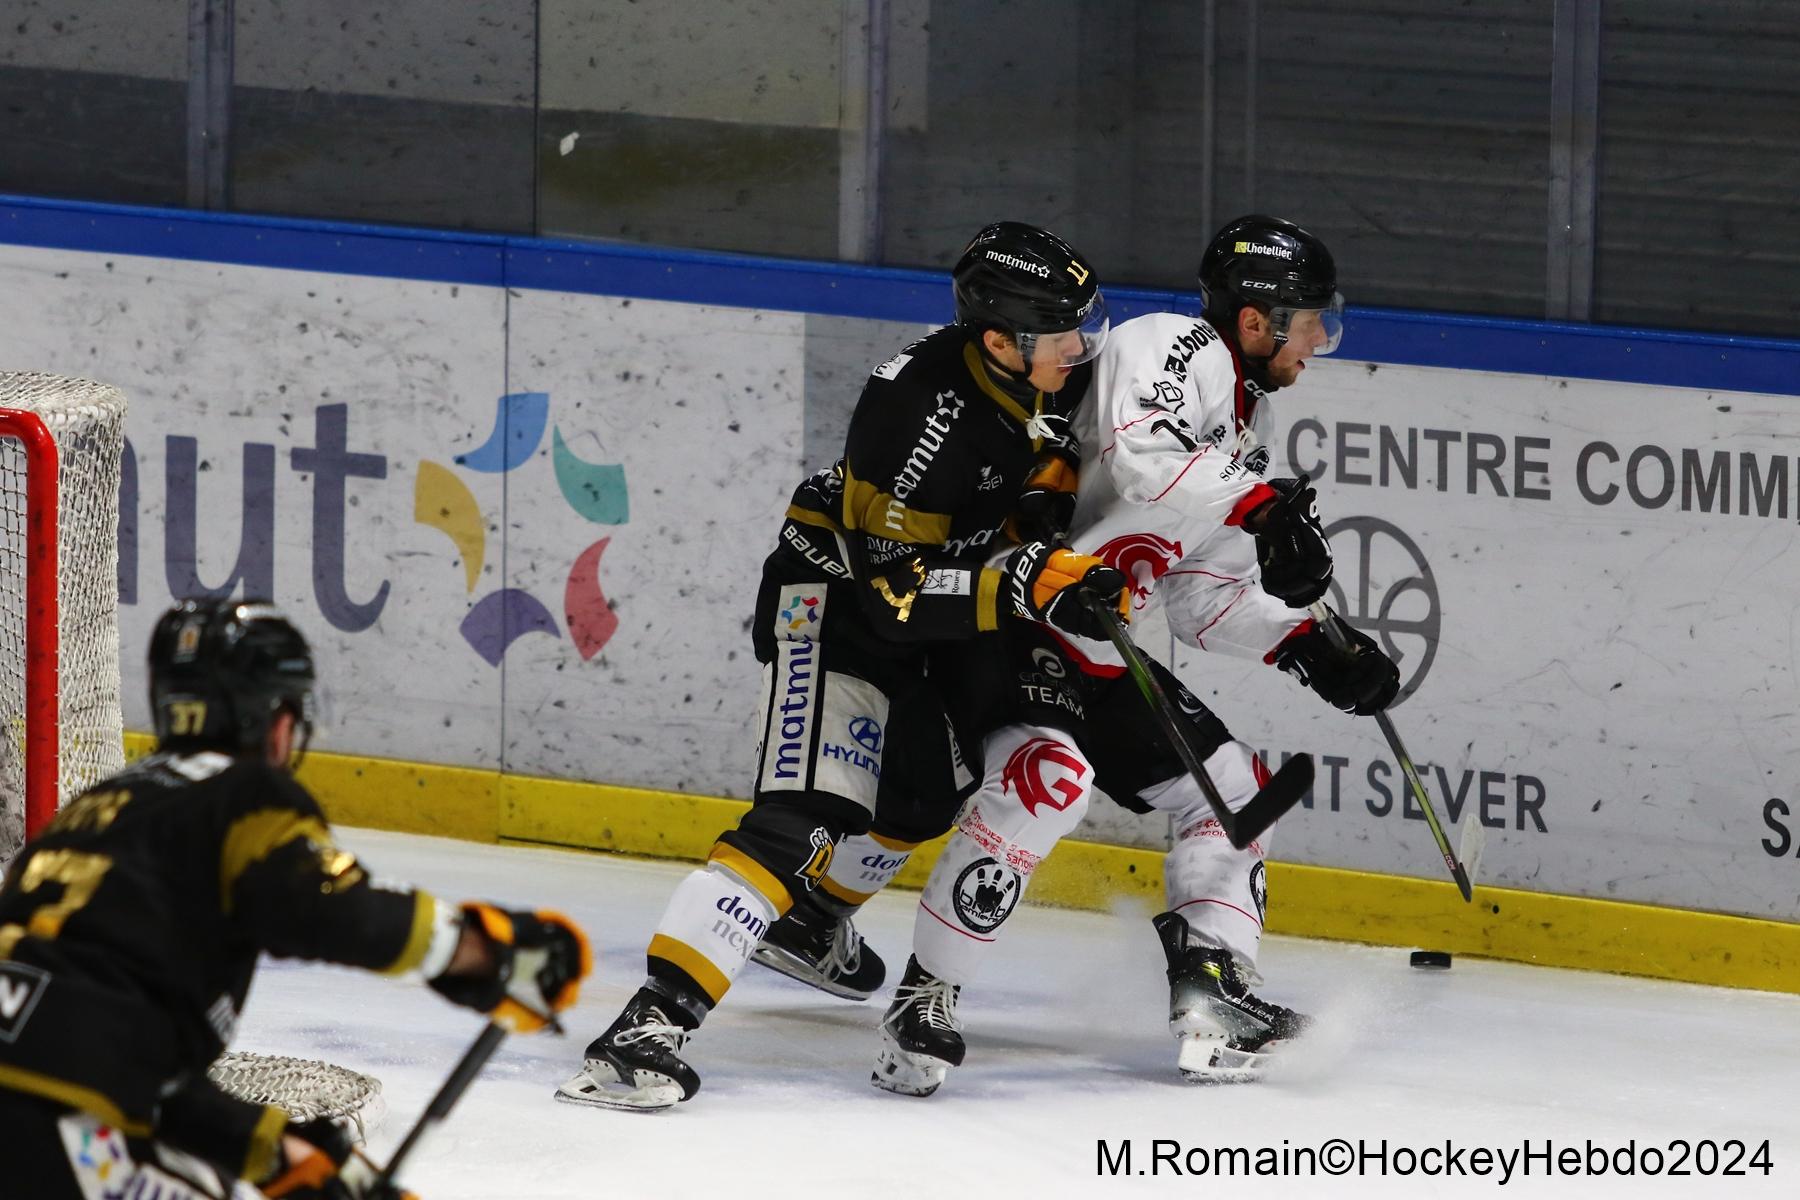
[0,960,49,1044]
[952,858,1021,934]
[796,827,834,890]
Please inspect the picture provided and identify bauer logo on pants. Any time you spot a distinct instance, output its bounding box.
[953,858,1021,934]
[0,960,49,1043]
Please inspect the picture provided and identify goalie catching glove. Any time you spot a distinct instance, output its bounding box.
[1247,474,1333,607]
[1002,542,1129,640]
[428,904,592,1033]
[1271,619,1399,716]
[261,1119,411,1200]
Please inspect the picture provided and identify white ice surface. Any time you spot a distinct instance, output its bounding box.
[235,828,1800,1200]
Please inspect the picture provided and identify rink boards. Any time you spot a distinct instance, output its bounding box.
[5,194,1797,990]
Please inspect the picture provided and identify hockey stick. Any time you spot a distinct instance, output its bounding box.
[1307,602,1473,903]
[1078,593,1315,850]
[370,1020,508,1195]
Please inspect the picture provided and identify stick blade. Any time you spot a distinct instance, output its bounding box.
[1224,754,1314,849]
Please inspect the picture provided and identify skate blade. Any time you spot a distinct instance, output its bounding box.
[1175,1037,1268,1085]
[871,1038,951,1097]
[553,1061,684,1113]
[751,946,874,1001]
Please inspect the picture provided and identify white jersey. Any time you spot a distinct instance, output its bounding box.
[1062,311,1308,671]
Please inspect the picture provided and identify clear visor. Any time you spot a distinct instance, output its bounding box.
[1018,292,1111,368]
[1273,292,1345,355]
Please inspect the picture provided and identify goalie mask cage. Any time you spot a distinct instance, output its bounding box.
[0,373,129,859]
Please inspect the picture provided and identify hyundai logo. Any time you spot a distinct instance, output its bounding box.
[848,715,883,752]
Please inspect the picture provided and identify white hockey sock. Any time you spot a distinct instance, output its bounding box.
[645,856,787,1006]
[1140,741,1274,970]
[913,726,1093,985]
[819,830,918,908]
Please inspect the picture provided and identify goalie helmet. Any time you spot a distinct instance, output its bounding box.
[1199,214,1343,354]
[148,598,316,756]
[953,222,1109,366]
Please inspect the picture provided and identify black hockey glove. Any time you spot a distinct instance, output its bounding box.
[1008,455,1072,543]
[1002,542,1129,640]
[1007,446,1081,545]
[428,904,592,1033]
[1272,619,1400,716]
[262,1118,405,1199]
[1247,474,1333,607]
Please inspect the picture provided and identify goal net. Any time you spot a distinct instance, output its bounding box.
[0,373,128,859]
[209,1050,388,1144]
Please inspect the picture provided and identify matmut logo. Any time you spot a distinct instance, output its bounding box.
[986,250,1051,278]
[1095,531,1185,610]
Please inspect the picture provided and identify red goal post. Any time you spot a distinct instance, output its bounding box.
[0,374,128,857]
[0,406,58,835]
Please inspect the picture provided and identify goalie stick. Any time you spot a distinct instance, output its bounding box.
[1078,592,1314,850]
[1307,602,1473,903]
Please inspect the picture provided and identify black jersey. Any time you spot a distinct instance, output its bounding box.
[0,751,434,1179]
[771,324,1090,646]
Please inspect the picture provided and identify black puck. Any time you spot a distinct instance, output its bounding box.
[1410,949,1452,970]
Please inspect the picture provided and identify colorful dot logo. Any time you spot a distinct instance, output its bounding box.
[780,593,821,633]
[413,391,628,665]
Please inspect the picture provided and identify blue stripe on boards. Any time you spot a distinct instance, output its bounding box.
[4,194,1796,396]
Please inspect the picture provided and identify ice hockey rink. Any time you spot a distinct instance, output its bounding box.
[236,828,1799,1200]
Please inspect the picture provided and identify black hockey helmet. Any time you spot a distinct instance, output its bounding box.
[1199,214,1344,354]
[148,597,316,759]
[953,221,1109,367]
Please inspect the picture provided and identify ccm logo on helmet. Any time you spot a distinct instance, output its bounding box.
[985,249,1051,278]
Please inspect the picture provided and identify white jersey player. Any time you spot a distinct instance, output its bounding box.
[875,215,1402,1095]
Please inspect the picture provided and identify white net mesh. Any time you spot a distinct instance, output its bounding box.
[208,1051,388,1145]
[0,373,128,859]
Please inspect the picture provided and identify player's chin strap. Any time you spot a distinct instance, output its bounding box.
[970,330,1041,403]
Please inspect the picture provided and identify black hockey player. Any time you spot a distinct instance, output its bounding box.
[556,222,1129,1112]
[872,216,1401,1095]
[0,599,591,1199]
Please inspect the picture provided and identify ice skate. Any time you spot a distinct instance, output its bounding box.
[871,956,964,1097]
[1152,911,1311,1083]
[752,896,886,1000]
[555,987,701,1112]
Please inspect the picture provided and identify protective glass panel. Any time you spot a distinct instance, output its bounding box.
[0,0,188,206]
[231,0,537,231]
[1595,2,1800,337]
[536,0,844,258]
